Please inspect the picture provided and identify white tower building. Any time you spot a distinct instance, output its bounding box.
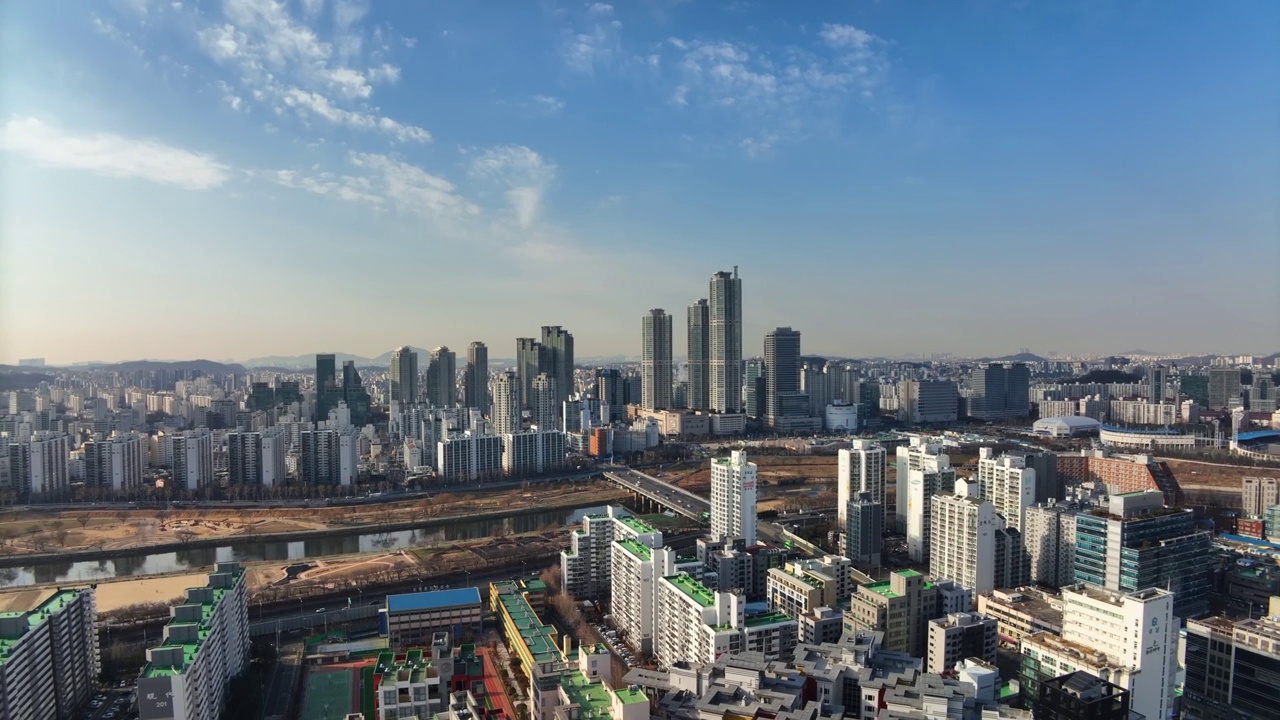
[838,440,887,528]
[711,450,757,546]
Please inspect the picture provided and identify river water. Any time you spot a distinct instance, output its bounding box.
[0,505,607,588]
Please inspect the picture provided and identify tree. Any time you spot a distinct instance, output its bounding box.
[77,514,92,530]
[175,529,196,544]
[54,528,70,547]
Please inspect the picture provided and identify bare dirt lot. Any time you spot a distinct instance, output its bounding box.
[1164,458,1277,490]
[0,482,623,557]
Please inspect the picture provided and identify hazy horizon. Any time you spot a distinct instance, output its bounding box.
[3,2,1276,365]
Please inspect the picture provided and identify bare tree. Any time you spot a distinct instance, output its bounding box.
[175,529,196,544]
[54,528,70,547]
[77,514,92,530]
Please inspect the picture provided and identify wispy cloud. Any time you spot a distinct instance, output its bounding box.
[533,95,566,114]
[561,3,624,75]
[0,116,229,190]
[469,145,557,229]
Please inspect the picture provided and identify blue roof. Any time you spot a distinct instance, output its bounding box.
[387,587,481,613]
[1101,424,1184,435]
[1237,429,1280,442]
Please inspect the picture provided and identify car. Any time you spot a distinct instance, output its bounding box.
[315,608,325,613]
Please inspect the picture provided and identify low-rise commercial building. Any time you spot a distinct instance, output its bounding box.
[926,612,998,674]
[976,588,1064,644]
[846,570,939,658]
[383,589,482,649]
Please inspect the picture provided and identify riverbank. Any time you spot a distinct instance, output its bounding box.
[0,484,624,569]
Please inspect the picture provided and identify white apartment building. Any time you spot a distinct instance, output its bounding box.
[1023,502,1079,588]
[0,588,99,720]
[711,450,757,546]
[501,430,566,477]
[172,430,214,491]
[561,506,663,600]
[610,542,677,654]
[83,432,145,492]
[896,439,955,562]
[299,427,360,485]
[654,574,744,666]
[1242,476,1280,518]
[137,562,249,720]
[975,448,1036,532]
[838,440,887,528]
[930,481,1002,601]
[436,432,502,483]
[1021,585,1175,720]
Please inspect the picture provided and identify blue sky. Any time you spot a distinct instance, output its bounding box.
[2,0,1276,363]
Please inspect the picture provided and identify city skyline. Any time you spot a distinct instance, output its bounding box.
[2,2,1277,363]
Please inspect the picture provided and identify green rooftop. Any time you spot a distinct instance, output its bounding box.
[666,574,716,607]
[0,590,89,666]
[862,581,901,599]
[897,569,923,578]
[140,564,246,679]
[618,539,652,561]
[744,611,793,628]
[617,516,658,535]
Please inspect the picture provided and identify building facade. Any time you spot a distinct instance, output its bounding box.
[708,270,743,414]
[0,588,99,720]
[711,451,757,546]
[926,611,998,674]
[641,309,673,411]
[390,346,419,405]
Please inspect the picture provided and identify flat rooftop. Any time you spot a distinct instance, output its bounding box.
[861,582,901,600]
[666,574,716,607]
[387,587,481,613]
[744,611,793,628]
[617,539,652,561]
[617,516,658,535]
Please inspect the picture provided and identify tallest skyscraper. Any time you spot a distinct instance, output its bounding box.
[709,268,743,413]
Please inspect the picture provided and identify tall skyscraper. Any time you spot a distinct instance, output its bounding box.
[490,371,520,435]
[516,338,547,409]
[838,440,887,529]
[1145,364,1168,404]
[687,299,710,411]
[540,326,574,405]
[708,269,742,413]
[641,309,673,411]
[595,368,624,423]
[389,346,419,405]
[463,342,489,410]
[531,373,559,431]
[742,358,764,418]
[764,327,818,432]
[1207,367,1242,410]
[426,347,457,408]
[968,363,1031,420]
[340,361,371,425]
[711,450,757,545]
[314,353,339,422]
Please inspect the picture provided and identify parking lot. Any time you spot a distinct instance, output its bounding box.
[82,686,137,720]
[590,618,639,667]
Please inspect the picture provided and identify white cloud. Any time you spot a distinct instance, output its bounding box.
[92,15,145,58]
[587,3,614,16]
[469,145,557,229]
[819,23,875,54]
[532,94,566,113]
[0,116,229,190]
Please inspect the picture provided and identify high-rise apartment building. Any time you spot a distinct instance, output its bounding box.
[926,612,998,674]
[847,570,939,658]
[687,300,710,411]
[0,587,99,720]
[138,563,249,720]
[610,541,675,654]
[653,575,746,666]
[838,440,887,529]
[764,327,819,432]
[930,481,1002,599]
[226,428,288,487]
[389,346,419,405]
[1249,373,1277,412]
[708,269,743,413]
[436,433,503,483]
[426,347,457,408]
[1074,490,1211,619]
[83,432,145,492]
[1241,476,1280,517]
[711,450,757,546]
[896,440,956,562]
[968,363,1031,420]
[1023,502,1080,588]
[975,448,1036,532]
[463,342,488,411]
[561,506,663,600]
[540,326,574,406]
[515,338,547,409]
[1207,367,1242,410]
[842,491,882,567]
[500,431,566,477]
[299,427,359,485]
[641,309,673,411]
[489,371,520,435]
[1145,364,1168,404]
[530,373,558,431]
[172,430,213,491]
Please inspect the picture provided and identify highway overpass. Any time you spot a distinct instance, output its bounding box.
[602,466,709,520]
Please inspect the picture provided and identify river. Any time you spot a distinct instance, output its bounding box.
[0,504,608,588]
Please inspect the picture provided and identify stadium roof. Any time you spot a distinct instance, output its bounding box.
[1237,429,1280,442]
[1034,416,1101,428]
[387,587,481,613]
